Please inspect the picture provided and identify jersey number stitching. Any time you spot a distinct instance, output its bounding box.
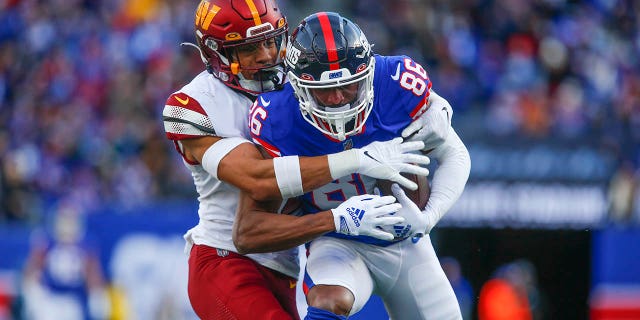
[398,58,428,96]
[250,101,267,136]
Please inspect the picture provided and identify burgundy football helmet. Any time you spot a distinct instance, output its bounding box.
[193,0,287,94]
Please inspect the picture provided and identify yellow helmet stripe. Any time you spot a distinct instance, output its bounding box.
[202,5,220,30]
[244,0,262,26]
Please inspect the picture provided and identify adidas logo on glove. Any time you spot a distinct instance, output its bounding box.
[346,207,365,227]
[392,224,412,238]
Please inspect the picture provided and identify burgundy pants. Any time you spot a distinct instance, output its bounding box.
[188,244,299,320]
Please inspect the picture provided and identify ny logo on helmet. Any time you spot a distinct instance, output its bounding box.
[355,33,371,59]
[286,44,302,66]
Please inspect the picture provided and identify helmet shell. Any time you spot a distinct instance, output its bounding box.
[285,12,375,141]
[194,0,288,94]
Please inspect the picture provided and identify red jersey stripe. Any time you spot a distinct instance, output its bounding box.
[252,136,281,157]
[409,93,430,120]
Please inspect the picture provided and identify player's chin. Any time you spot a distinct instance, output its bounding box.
[243,71,257,80]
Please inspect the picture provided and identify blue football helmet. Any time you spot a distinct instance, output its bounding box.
[285,12,375,141]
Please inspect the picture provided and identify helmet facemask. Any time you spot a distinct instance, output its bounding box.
[221,29,288,94]
[193,0,289,96]
[289,57,375,141]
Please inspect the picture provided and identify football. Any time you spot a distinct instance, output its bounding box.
[376,173,430,210]
[376,173,430,240]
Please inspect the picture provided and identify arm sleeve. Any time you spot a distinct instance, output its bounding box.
[163,93,216,140]
[423,127,471,227]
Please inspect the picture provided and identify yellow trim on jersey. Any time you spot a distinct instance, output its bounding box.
[244,0,262,26]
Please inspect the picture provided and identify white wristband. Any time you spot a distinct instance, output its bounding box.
[201,137,251,180]
[274,156,304,198]
[327,149,358,180]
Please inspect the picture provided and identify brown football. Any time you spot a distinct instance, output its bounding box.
[376,173,430,210]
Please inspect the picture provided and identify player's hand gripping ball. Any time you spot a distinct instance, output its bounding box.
[376,173,430,239]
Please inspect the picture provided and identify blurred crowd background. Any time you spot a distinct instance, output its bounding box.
[1,0,638,225]
[0,0,639,319]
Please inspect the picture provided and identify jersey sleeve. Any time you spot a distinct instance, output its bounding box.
[248,93,283,158]
[162,92,216,141]
[376,55,433,122]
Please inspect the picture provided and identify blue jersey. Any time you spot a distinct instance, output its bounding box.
[250,55,431,245]
[41,239,93,294]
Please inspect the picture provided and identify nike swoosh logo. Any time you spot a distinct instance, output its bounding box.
[175,96,189,105]
[260,96,271,107]
[363,151,381,163]
[391,63,401,81]
[289,280,297,289]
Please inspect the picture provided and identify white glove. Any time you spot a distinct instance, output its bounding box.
[331,194,405,241]
[328,138,430,190]
[390,183,433,238]
[401,90,452,151]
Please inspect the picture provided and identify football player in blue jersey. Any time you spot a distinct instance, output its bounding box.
[163,1,455,319]
[236,12,471,320]
[22,206,109,320]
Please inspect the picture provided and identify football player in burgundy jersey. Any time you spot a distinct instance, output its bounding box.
[162,1,454,319]
[238,12,471,319]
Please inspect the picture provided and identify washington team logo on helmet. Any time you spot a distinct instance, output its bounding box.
[286,12,375,141]
[193,0,288,95]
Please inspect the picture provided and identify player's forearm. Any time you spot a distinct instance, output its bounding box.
[221,150,336,201]
[424,128,470,225]
[299,156,336,191]
[252,151,375,200]
[196,138,378,202]
[233,210,335,254]
[224,144,370,201]
[217,146,281,200]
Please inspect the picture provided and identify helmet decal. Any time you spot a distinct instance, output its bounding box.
[195,2,220,31]
[246,22,274,37]
[225,32,241,41]
[286,44,302,66]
